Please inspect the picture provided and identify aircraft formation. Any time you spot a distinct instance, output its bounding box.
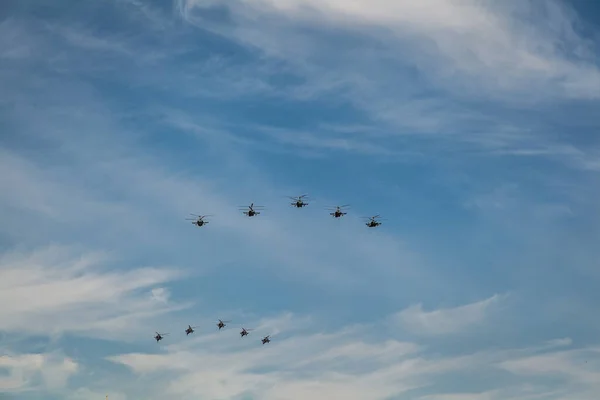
[186,195,386,230]
[156,194,386,347]
[154,321,270,346]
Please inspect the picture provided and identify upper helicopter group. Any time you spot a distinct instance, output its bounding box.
[185,194,385,228]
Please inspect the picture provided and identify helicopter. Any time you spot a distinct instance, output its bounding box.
[327,205,350,218]
[261,335,271,345]
[217,319,230,330]
[240,327,253,337]
[185,214,212,227]
[185,325,199,335]
[239,203,264,217]
[288,194,309,208]
[154,332,169,342]
[363,215,385,228]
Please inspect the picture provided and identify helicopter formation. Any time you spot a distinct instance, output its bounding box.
[186,195,385,228]
[161,194,386,347]
[154,321,271,346]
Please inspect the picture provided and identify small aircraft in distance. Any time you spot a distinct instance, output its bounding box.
[240,328,253,337]
[185,325,199,335]
[327,205,349,218]
[154,332,169,342]
[217,319,230,330]
[289,194,309,208]
[239,203,264,217]
[363,215,385,228]
[185,214,212,227]
[261,335,271,345]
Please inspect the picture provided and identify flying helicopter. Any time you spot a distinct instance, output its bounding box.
[185,325,199,335]
[327,205,350,218]
[261,335,271,345]
[363,215,385,228]
[288,194,309,208]
[239,203,264,217]
[154,332,169,342]
[240,327,253,337]
[217,319,230,330]
[185,214,212,227]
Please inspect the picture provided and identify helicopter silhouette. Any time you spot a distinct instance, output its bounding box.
[185,325,199,335]
[261,335,271,345]
[288,194,309,208]
[185,214,212,227]
[154,332,169,342]
[217,319,230,330]
[239,203,264,217]
[240,327,253,337]
[327,205,349,218]
[363,215,385,227]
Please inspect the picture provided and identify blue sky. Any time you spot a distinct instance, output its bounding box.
[1,0,600,399]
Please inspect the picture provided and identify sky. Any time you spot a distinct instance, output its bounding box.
[1,0,600,399]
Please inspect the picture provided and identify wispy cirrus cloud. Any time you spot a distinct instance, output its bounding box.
[106,307,600,400]
[0,245,187,340]
[178,0,600,100]
[394,294,504,336]
[173,0,600,169]
[0,351,78,393]
[4,0,600,169]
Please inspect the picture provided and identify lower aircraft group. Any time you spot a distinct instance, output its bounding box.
[157,194,385,346]
[154,320,270,346]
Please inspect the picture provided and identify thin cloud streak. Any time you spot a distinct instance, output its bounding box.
[0,245,188,340]
[394,294,504,335]
[107,308,600,400]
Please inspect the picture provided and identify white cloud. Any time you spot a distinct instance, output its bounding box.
[394,294,503,335]
[107,312,443,399]
[0,245,187,340]
[546,338,573,348]
[0,352,78,392]
[168,0,600,170]
[178,0,600,100]
[4,1,599,168]
[417,387,566,400]
[106,310,600,400]
[150,287,170,303]
[499,349,600,384]
[67,388,128,400]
